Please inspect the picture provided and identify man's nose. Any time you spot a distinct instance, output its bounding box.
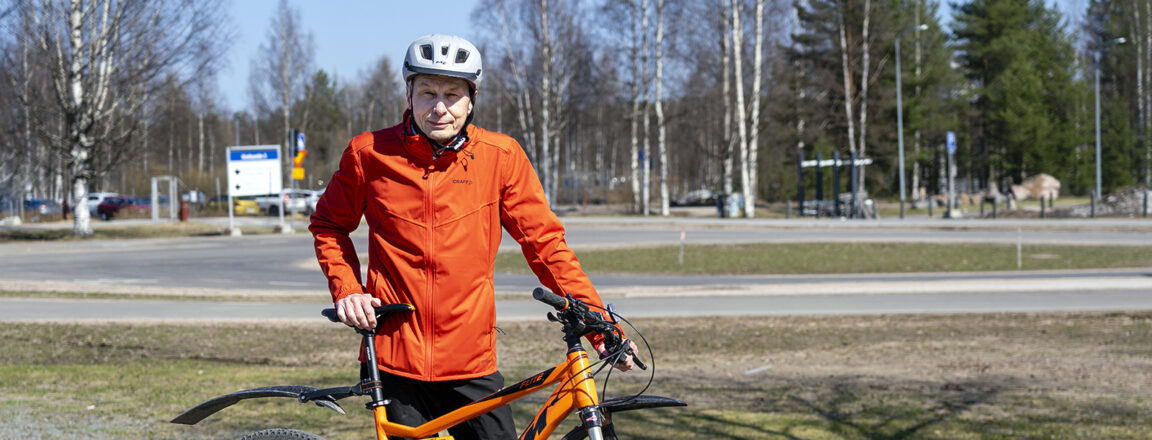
[432,100,449,114]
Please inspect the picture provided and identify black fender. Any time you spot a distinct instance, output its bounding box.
[171,385,345,425]
[599,394,687,415]
[559,396,687,440]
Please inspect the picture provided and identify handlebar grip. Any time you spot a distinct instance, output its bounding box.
[321,308,340,323]
[532,287,569,311]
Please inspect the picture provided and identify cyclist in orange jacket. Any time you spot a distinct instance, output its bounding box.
[309,34,634,440]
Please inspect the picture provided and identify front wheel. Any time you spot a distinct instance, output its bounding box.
[236,428,326,440]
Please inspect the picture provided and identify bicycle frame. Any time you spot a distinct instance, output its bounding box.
[367,332,601,440]
[172,302,685,440]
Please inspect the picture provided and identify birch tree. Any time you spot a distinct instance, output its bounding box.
[250,0,314,177]
[730,0,751,217]
[744,0,766,217]
[856,0,872,193]
[721,0,734,199]
[629,0,646,212]
[12,0,228,236]
[656,0,669,216]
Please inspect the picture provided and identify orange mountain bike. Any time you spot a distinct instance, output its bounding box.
[172,288,686,439]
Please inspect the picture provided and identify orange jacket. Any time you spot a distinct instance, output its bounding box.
[310,118,608,381]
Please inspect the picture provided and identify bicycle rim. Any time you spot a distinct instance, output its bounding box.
[235,428,326,440]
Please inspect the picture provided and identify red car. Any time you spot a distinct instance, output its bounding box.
[96,196,150,220]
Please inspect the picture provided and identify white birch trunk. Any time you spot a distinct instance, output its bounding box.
[67,0,92,236]
[630,0,643,212]
[857,0,872,193]
[538,0,554,206]
[656,0,669,216]
[731,0,750,218]
[912,0,923,200]
[280,8,293,181]
[838,6,858,165]
[745,0,765,218]
[641,0,651,216]
[496,5,539,167]
[721,0,733,197]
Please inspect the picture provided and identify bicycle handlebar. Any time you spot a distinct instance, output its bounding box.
[532,287,570,310]
[533,287,647,370]
[321,304,415,325]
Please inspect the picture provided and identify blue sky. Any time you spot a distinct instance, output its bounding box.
[218,0,1085,112]
[218,0,479,111]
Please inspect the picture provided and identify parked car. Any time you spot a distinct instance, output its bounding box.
[255,190,309,216]
[302,189,323,213]
[233,198,260,215]
[85,192,119,215]
[23,199,60,216]
[96,196,150,220]
[672,189,717,207]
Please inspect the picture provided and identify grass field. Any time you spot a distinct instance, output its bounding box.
[2,312,1150,439]
[0,222,279,242]
[496,242,1152,275]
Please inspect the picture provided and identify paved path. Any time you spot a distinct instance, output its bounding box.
[4,288,1151,322]
[1,218,1150,320]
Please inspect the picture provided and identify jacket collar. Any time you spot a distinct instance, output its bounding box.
[400,109,476,163]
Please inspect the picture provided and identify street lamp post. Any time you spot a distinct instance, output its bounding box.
[1095,37,1126,203]
[896,24,928,219]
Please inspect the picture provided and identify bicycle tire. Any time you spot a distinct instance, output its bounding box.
[236,428,326,440]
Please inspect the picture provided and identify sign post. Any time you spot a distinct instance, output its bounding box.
[226,145,283,236]
[289,130,306,230]
[946,131,957,218]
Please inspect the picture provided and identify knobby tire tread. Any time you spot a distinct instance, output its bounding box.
[236,428,326,440]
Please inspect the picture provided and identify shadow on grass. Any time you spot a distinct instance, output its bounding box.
[601,375,1017,440]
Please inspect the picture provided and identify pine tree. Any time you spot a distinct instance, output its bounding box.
[953,0,1085,192]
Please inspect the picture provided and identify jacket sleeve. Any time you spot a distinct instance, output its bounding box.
[309,141,368,303]
[498,140,618,346]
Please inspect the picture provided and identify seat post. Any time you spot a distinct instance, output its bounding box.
[360,329,388,408]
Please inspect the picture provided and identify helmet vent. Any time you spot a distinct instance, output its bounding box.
[420,44,433,60]
[441,45,449,56]
[455,49,470,64]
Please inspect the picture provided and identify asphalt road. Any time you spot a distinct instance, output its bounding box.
[1,217,1150,319]
[4,289,1152,322]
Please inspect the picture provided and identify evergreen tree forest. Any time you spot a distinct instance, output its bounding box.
[1,0,1149,230]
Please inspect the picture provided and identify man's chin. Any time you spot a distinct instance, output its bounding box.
[425,129,458,144]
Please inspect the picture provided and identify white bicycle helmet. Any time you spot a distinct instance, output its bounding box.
[403,34,483,91]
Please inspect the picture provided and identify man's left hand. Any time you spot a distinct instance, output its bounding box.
[596,340,639,372]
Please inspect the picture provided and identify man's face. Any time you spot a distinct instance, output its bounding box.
[407,75,473,144]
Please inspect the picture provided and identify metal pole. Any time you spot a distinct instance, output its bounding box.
[851,150,859,218]
[1095,50,1103,204]
[833,151,841,217]
[815,152,824,218]
[896,36,906,219]
[797,151,805,217]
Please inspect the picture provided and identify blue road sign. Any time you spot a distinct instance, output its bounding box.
[296,131,306,152]
[946,131,956,155]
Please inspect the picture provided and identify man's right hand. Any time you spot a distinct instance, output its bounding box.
[335,293,383,330]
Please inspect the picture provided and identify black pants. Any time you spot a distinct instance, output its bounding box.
[361,365,516,440]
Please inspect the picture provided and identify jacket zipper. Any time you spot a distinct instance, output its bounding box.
[424,161,435,382]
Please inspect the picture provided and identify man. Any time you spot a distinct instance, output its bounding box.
[309,34,633,440]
